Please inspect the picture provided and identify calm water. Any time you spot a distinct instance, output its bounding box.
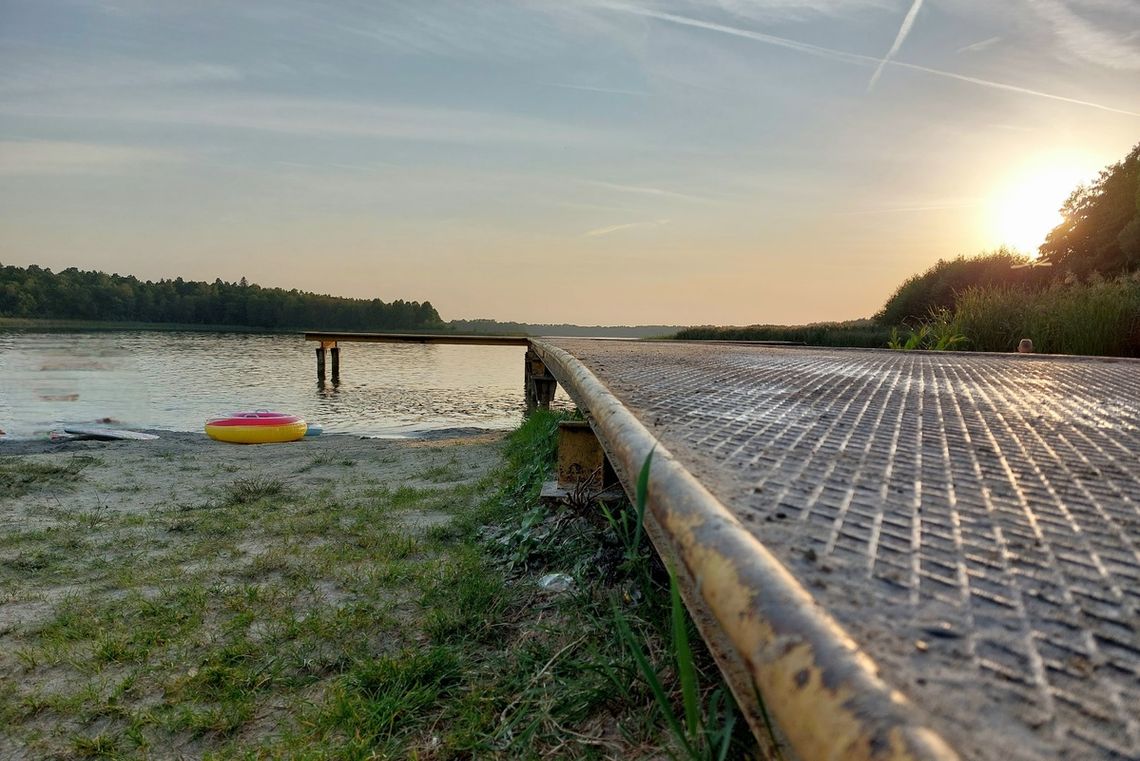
[0,331,562,438]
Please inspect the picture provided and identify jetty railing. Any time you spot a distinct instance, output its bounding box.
[528,339,958,761]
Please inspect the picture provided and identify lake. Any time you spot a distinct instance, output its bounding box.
[0,330,563,438]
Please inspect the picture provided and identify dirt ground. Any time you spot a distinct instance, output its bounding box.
[0,429,507,758]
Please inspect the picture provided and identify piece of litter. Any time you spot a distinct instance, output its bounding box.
[63,427,159,441]
[539,573,574,593]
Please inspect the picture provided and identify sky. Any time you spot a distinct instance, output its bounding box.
[0,1,1137,326]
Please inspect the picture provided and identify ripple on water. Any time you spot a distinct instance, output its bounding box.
[0,330,564,437]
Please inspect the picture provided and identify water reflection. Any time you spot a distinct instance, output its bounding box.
[0,331,564,437]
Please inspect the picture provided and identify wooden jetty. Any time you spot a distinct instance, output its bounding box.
[303,331,529,384]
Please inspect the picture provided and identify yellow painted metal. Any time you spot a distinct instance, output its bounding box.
[556,420,609,488]
[530,339,959,761]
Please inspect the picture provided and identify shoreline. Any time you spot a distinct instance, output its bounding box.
[0,426,507,455]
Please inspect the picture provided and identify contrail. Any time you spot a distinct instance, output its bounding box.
[584,219,669,237]
[867,0,924,92]
[602,4,873,68]
[887,58,1140,117]
[584,179,711,203]
[548,82,649,96]
[956,36,1001,55]
[603,3,1140,118]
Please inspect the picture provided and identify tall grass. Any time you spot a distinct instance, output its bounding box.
[675,319,889,348]
[609,451,748,761]
[954,273,1140,356]
[887,308,967,351]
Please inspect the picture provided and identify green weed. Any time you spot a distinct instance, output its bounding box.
[224,475,286,505]
[887,308,967,351]
[0,456,98,499]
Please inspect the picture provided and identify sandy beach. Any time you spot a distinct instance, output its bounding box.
[0,429,508,758]
[0,418,749,760]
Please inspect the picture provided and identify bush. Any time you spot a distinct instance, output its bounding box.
[674,319,890,347]
[874,249,1048,326]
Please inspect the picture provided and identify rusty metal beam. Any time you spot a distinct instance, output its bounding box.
[530,339,958,761]
[303,331,529,346]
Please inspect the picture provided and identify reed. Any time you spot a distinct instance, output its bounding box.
[675,319,890,347]
[954,273,1140,356]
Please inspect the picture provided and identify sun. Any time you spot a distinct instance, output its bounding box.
[988,161,1095,257]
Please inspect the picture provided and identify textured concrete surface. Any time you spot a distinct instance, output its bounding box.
[549,339,1140,761]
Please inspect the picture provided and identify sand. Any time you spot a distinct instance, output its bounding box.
[0,428,508,757]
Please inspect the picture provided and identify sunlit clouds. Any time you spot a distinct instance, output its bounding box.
[0,1,1137,325]
[0,140,185,175]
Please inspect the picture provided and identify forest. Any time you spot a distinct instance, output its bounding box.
[0,266,442,332]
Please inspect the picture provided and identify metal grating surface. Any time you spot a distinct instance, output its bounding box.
[549,339,1140,761]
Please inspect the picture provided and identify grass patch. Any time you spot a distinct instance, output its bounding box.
[223,475,287,505]
[0,456,98,499]
[418,460,466,483]
[1,413,757,759]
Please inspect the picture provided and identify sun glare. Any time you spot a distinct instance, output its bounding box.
[988,162,1094,256]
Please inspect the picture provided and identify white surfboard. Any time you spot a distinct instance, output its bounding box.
[62,427,159,441]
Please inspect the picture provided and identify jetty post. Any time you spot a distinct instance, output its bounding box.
[304,331,531,394]
[524,347,558,412]
[316,339,338,381]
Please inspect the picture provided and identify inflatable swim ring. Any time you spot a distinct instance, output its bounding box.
[205,411,307,444]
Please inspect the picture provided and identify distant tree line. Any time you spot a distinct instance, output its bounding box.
[674,319,890,346]
[448,318,681,338]
[0,265,443,331]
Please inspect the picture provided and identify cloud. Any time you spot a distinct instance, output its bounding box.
[838,198,984,215]
[1028,0,1140,70]
[601,4,1140,117]
[0,58,241,95]
[867,0,924,91]
[324,3,577,60]
[584,219,670,236]
[0,140,183,175]
[0,94,601,145]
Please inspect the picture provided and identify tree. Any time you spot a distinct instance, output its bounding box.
[1040,142,1140,277]
[875,249,1040,325]
[0,263,443,330]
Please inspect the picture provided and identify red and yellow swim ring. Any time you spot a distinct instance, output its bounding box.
[205,411,308,444]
